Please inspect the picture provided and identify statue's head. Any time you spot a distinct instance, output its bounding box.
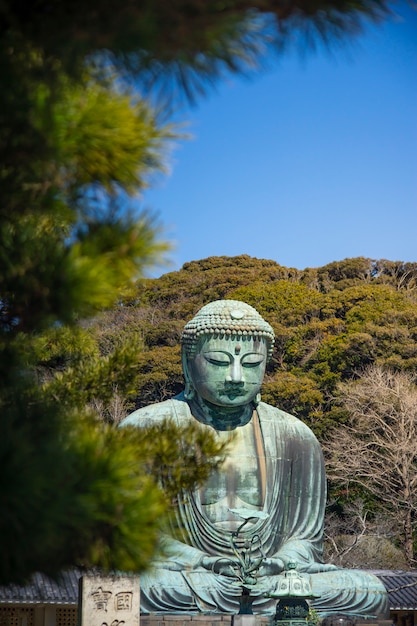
[181,300,274,409]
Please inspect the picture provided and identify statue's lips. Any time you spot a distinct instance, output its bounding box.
[221,387,246,397]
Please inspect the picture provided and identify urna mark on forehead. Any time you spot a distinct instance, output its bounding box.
[181,299,275,359]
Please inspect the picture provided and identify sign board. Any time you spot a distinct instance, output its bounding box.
[79,574,140,626]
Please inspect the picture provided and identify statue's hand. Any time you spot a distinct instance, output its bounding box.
[154,560,184,571]
[303,562,338,573]
[257,557,285,577]
[200,556,239,577]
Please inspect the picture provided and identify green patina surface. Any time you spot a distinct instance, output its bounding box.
[121,300,389,617]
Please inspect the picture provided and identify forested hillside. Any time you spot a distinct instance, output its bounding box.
[39,254,417,569]
[73,255,417,429]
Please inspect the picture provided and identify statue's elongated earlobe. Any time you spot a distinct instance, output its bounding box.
[184,382,195,400]
[182,346,195,400]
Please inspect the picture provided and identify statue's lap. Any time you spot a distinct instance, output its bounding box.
[139,567,388,616]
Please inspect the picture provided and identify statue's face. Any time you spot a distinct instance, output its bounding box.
[187,335,268,407]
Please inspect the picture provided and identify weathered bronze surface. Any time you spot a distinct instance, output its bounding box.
[121,300,388,617]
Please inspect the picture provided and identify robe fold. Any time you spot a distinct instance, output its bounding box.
[121,394,388,618]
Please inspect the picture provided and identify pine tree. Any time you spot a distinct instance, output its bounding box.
[0,0,396,583]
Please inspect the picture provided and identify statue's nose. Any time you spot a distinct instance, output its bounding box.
[226,360,244,384]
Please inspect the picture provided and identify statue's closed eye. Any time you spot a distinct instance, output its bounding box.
[241,354,265,367]
[203,351,231,365]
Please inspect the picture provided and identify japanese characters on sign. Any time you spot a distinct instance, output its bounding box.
[79,575,140,626]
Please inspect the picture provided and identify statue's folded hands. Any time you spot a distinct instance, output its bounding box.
[200,556,240,576]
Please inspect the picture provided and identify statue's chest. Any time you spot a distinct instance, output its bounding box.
[199,415,266,530]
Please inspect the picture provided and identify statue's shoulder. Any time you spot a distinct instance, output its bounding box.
[120,393,190,428]
[257,401,318,442]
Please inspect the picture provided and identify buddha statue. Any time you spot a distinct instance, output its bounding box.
[121,300,388,618]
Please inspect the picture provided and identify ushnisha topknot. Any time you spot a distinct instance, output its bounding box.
[181,299,275,359]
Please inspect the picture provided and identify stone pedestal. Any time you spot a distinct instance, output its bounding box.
[232,615,264,626]
[140,615,268,626]
[139,615,392,626]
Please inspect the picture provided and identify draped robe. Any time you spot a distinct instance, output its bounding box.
[121,394,388,618]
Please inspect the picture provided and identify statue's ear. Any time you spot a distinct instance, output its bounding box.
[181,345,190,381]
[181,347,195,400]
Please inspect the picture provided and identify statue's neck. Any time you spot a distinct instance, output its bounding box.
[187,395,254,430]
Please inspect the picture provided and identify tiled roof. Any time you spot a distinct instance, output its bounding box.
[371,570,417,611]
[1,569,417,611]
[0,570,79,605]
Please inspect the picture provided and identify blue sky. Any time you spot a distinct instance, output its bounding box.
[144,3,417,275]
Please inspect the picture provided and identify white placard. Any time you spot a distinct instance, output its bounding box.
[79,574,140,626]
